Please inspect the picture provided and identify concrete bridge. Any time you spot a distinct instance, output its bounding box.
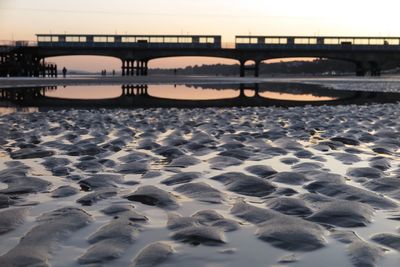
[2,34,400,77]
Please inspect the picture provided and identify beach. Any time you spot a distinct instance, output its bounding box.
[0,77,400,267]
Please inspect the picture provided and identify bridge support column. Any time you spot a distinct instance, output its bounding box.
[121,60,126,76]
[128,60,132,76]
[239,61,245,77]
[135,61,140,76]
[122,60,138,76]
[239,84,245,97]
[239,60,260,77]
[139,61,143,76]
[140,61,146,76]
[254,83,260,96]
[254,61,260,77]
[127,60,131,76]
[126,60,130,76]
[41,59,46,77]
[133,60,137,76]
[33,57,40,77]
[143,61,148,76]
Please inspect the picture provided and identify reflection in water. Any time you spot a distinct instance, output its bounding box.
[0,107,38,115]
[244,89,256,98]
[260,91,335,101]
[30,83,342,101]
[0,83,399,112]
[44,84,240,100]
[46,85,122,99]
[148,84,239,100]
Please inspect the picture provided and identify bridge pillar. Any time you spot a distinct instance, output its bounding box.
[140,61,145,76]
[254,61,260,77]
[239,60,260,77]
[121,60,126,76]
[33,57,40,77]
[126,60,130,76]
[130,60,136,76]
[239,61,245,77]
[125,85,131,95]
[127,60,131,76]
[41,59,46,77]
[239,84,245,97]
[254,83,260,97]
[143,61,148,76]
[138,61,143,76]
[122,60,138,76]
[135,61,140,76]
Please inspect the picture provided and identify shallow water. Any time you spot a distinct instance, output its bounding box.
[41,84,337,101]
[0,82,400,267]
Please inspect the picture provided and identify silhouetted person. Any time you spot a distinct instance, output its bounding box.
[104,70,107,76]
[62,67,67,78]
[112,70,115,76]
[174,69,177,75]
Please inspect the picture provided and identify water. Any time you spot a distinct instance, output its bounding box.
[1,81,396,114]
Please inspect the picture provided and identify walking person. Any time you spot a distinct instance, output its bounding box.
[62,67,67,78]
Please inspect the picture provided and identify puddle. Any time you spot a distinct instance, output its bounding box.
[260,91,337,101]
[1,82,400,112]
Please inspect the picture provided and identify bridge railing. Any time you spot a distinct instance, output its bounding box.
[235,36,400,50]
[0,40,38,47]
[36,34,222,49]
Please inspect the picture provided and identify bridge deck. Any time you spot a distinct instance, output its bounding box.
[29,34,400,51]
[36,34,222,49]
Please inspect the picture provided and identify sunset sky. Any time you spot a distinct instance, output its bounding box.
[1,0,400,71]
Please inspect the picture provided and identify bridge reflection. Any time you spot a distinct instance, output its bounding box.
[1,84,399,109]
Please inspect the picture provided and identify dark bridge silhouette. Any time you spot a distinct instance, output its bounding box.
[2,84,400,109]
[2,34,400,77]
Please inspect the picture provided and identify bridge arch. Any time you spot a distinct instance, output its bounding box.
[147,56,239,75]
[260,57,361,76]
[44,55,122,75]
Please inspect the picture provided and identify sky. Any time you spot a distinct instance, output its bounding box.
[1,0,400,71]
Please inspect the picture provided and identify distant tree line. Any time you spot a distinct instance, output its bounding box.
[149,59,399,76]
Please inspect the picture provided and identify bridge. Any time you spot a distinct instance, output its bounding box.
[2,34,400,77]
